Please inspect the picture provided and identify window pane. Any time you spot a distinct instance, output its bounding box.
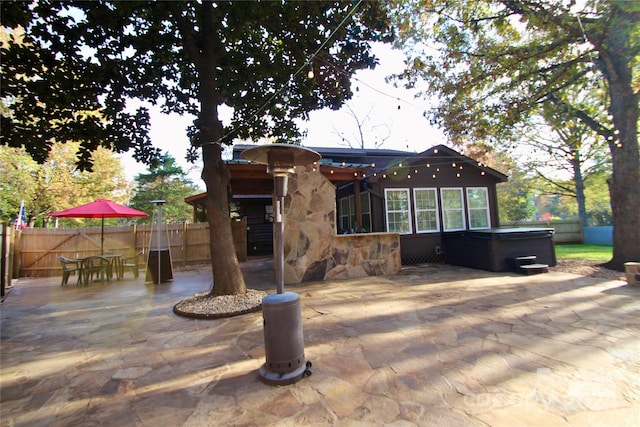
[469,209,489,228]
[443,210,464,230]
[388,212,410,233]
[417,211,438,231]
[442,189,463,208]
[360,192,371,232]
[467,188,488,208]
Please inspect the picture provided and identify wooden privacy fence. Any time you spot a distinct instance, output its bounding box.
[500,220,583,244]
[14,220,247,278]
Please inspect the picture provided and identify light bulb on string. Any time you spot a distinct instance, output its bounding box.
[307,69,314,79]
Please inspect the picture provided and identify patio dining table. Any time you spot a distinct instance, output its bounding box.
[78,254,123,284]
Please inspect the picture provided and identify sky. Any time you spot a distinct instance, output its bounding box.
[119,44,447,190]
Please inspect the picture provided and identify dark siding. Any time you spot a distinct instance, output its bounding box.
[367,156,504,264]
[235,199,273,256]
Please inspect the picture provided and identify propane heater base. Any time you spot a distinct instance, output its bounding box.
[258,360,312,386]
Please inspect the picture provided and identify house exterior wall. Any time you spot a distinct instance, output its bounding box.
[337,146,507,264]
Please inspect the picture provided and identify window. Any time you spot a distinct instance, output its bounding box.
[466,187,490,229]
[441,188,465,231]
[360,192,371,232]
[385,189,412,234]
[414,188,439,233]
[339,193,372,233]
[339,197,352,232]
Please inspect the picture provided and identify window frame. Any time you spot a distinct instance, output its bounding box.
[466,187,491,230]
[384,188,412,234]
[440,187,466,232]
[413,187,440,233]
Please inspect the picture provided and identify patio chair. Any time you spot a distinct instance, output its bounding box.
[83,256,112,283]
[59,256,83,286]
[120,251,142,279]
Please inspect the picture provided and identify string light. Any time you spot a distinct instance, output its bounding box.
[307,69,314,79]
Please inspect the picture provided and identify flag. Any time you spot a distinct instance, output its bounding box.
[15,201,28,230]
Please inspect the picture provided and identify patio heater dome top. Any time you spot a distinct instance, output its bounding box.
[241,143,321,174]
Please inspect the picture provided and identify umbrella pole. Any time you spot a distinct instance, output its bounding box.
[101,217,104,255]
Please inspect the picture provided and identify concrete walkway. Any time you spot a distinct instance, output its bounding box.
[1,259,639,426]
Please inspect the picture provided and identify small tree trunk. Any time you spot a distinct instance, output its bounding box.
[571,154,588,228]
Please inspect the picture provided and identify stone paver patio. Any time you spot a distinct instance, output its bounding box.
[1,259,639,426]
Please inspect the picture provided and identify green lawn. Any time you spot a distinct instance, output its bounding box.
[555,244,613,261]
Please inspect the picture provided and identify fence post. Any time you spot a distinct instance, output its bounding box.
[182,222,188,267]
[12,229,20,279]
[1,223,7,296]
[131,224,137,254]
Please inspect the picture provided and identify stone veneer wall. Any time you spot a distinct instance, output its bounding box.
[325,233,401,280]
[283,165,401,284]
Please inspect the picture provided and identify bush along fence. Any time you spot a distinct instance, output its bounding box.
[12,220,247,278]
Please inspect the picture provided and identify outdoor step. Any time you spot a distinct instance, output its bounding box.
[519,263,549,275]
[514,255,537,266]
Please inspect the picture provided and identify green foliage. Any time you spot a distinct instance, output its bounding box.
[584,171,612,225]
[0,12,159,170]
[487,150,537,221]
[0,142,132,226]
[389,0,637,147]
[1,2,392,161]
[555,244,613,261]
[129,153,200,223]
[0,145,38,223]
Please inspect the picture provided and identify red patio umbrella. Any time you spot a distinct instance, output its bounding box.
[49,199,148,254]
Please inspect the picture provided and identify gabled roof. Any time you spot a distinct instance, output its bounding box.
[366,144,508,182]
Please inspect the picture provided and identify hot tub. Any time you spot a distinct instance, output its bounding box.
[442,227,556,272]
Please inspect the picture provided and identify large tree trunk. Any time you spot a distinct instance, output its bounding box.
[606,86,640,270]
[197,1,246,296]
[601,7,640,270]
[202,143,247,296]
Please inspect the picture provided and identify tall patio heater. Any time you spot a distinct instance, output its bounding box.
[241,144,321,385]
[146,200,173,284]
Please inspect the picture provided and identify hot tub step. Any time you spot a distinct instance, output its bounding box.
[519,263,549,275]
[514,255,537,266]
